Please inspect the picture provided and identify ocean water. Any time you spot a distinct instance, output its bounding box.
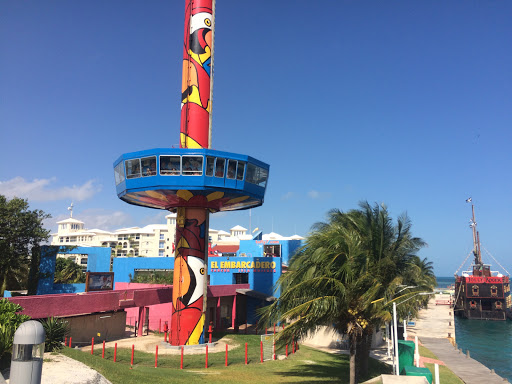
[435,276,512,382]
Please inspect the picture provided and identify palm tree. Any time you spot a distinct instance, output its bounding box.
[259,202,431,384]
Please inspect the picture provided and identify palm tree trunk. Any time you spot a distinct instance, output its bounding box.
[349,332,358,384]
[0,270,7,297]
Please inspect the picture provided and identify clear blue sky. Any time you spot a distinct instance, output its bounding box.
[1,1,511,276]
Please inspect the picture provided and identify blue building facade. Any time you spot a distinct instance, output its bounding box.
[37,246,111,295]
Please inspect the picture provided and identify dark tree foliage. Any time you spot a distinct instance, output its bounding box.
[259,202,433,384]
[54,257,86,284]
[0,195,51,296]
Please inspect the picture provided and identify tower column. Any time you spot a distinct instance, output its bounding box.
[170,207,209,345]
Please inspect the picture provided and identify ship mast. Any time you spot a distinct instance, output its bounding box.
[470,203,482,265]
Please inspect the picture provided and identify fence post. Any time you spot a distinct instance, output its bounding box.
[273,340,276,360]
[91,337,94,355]
[260,341,263,363]
[180,346,184,369]
[130,344,134,369]
[64,336,67,346]
[245,342,248,365]
[69,336,72,348]
[114,343,117,363]
[102,340,105,358]
[205,345,208,369]
[225,344,228,367]
[286,344,288,357]
[155,345,158,368]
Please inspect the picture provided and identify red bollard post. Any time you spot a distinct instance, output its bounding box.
[155,345,158,368]
[273,340,276,360]
[180,346,184,369]
[164,331,167,342]
[102,340,105,358]
[65,336,67,346]
[273,323,276,334]
[130,344,134,369]
[265,327,267,335]
[91,337,94,355]
[205,345,208,369]
[245,342,248,365]
[260,341,263,363]
[69,337,72,348]
[208,322,212,343]
[282,324,285,330]
[286,344,288,357]
[114,343,117,362]
[225,344,228,367]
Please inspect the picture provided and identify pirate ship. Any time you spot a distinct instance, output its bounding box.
[454,201,511,320]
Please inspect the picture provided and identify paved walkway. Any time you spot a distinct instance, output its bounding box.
[421,337,508,384]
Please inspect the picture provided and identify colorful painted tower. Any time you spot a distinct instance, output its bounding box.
[113,0,269,346]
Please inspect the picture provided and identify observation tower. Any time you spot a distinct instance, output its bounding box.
[113,0,269,346]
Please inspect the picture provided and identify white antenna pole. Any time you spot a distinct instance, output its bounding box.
[68,202,74,218]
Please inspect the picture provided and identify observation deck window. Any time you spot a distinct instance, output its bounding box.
[160,156,181,175]
[206,156,215,176]
[114,162,125,185]
[215,158,225,178]
[125,159,141,179]
[237,161,245,181]
[227,159,237,179]
[182,156,203,175]
[141,156,157,177]
[246,164,268,187]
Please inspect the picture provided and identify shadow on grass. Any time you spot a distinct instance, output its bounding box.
[274,350,391,384]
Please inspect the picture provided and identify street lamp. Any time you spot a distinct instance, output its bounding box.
[392,292,433,375]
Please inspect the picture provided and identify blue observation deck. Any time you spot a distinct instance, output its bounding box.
[113,148,269,212]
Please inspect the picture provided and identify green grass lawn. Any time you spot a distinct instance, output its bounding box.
[61,333,391,383]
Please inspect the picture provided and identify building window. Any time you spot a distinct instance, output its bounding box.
[206,156,215,176]
[234,273,249,284]
[159,242,165,249]
[60,237,64,243]
[141,156,157,177]
[135,234,140,240]
[227,159,237,179]
[215,158,225,178]
[160,234,164,240]
[160,155,181,175]
[125,158,141,179]
[182,156,203,175]
[159,250,164,257]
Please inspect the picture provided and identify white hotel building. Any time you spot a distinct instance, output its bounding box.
[50,214,295,259]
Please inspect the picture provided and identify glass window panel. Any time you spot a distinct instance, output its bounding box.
[236,161,245,181]
[246,164,268,187]
[114,162,125,185]
[182,156,203,175]
[206,157,215,177]
[215,158,225,178]
[227,159,237,179]
[141,156,157,177]
[125,159,141,179]
[160,156,181,175]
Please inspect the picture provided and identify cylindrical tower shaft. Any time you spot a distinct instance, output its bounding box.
[171,0,214,346]
[180,0,214,149]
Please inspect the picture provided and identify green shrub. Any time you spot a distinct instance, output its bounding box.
[0,299,30,367]
[39,317,70,352]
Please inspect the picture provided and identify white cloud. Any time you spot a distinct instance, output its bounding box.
[281,192,294,201]
[0,177,101,202]
[308,190,320,199]
[307,190,331,200]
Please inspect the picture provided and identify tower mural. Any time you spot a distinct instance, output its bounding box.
[113,0,269,346]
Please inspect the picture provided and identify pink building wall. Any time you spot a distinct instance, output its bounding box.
[115,282,173,332]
